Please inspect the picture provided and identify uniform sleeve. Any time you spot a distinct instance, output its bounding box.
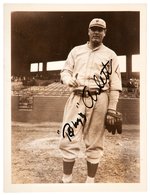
[60,49,75,83]
[109,53,122,91]
[108,53,122,110]
[108,90,120,110]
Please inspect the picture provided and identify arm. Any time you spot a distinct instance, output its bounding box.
[108,54,122,111]
[60,49,78,87]
[106,54,122,125]
[108,90,120,111]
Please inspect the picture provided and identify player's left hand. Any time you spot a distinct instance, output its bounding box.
[105,109,122,134]
[106,109,116,125]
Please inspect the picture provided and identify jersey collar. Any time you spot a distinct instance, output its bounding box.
[87,42,103,51]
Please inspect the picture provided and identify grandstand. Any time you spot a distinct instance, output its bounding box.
[12,82,71,97]
[11,76,140,99]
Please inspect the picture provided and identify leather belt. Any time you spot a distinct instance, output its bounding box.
[73,88,103,97]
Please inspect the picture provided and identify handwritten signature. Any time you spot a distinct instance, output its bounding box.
[59,59,112,141]
[82,59,112,108]
[62,112,86,141]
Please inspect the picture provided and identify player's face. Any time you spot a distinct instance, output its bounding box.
[88,26,106,47]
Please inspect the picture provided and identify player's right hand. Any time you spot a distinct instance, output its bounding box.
[63,77,78,87]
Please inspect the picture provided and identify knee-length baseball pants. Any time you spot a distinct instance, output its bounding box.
[59,91,108,164]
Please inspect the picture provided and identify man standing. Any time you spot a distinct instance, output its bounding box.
[59,18,122,183]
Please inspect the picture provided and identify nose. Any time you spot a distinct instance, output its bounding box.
[94,29,100,33]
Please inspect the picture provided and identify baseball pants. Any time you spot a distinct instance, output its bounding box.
[59,91,108,164]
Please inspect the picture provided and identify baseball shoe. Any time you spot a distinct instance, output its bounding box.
[59,180,72,183]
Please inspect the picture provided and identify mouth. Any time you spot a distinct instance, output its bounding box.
[93,36,100,39]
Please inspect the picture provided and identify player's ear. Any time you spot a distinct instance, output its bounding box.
[104,29,107,36]
[88,28,90,36]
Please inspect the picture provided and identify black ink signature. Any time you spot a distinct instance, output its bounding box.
[82,86,99,108]
[62,112,87,141]
[82,59,112,108]
[94,59,112,88]
[59,60,112,141]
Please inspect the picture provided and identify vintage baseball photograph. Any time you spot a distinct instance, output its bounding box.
[4,3,147,192]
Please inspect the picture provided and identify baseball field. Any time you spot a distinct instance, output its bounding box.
[11,122,140,183]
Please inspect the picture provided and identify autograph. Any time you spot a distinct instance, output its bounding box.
[59,59,112,141]
[62,112,87,141]
[94,59,112,89]
[82,59,112,108]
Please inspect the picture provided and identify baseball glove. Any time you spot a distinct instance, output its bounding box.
[105,110,122,134]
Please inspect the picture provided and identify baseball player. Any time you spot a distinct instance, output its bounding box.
[59,18,122,183]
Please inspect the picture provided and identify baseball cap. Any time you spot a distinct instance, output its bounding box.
[89,18,106,29]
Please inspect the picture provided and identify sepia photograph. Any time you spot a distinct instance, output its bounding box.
[4,3,147,192]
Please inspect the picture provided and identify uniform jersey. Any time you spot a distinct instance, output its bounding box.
[61,42,122,92]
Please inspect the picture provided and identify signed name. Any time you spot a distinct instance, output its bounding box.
[60,59,112,141]
[82,59,112,108]
[62,112,86,142]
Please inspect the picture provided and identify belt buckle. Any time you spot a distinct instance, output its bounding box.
[81,91,89,97]
[96,89,100,94]
[85,91,89,97]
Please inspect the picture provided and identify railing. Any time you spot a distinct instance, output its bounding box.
[11,81,140,98]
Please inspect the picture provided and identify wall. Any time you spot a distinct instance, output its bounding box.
[11,96,139,124]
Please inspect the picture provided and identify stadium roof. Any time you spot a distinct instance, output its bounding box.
[11,11,139,75]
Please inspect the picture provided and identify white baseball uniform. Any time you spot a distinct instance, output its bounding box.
[59,42,122,164]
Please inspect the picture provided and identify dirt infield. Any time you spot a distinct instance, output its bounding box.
[11,122,140,183]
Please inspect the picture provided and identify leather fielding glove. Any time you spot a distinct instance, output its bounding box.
[105,109,122,134]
